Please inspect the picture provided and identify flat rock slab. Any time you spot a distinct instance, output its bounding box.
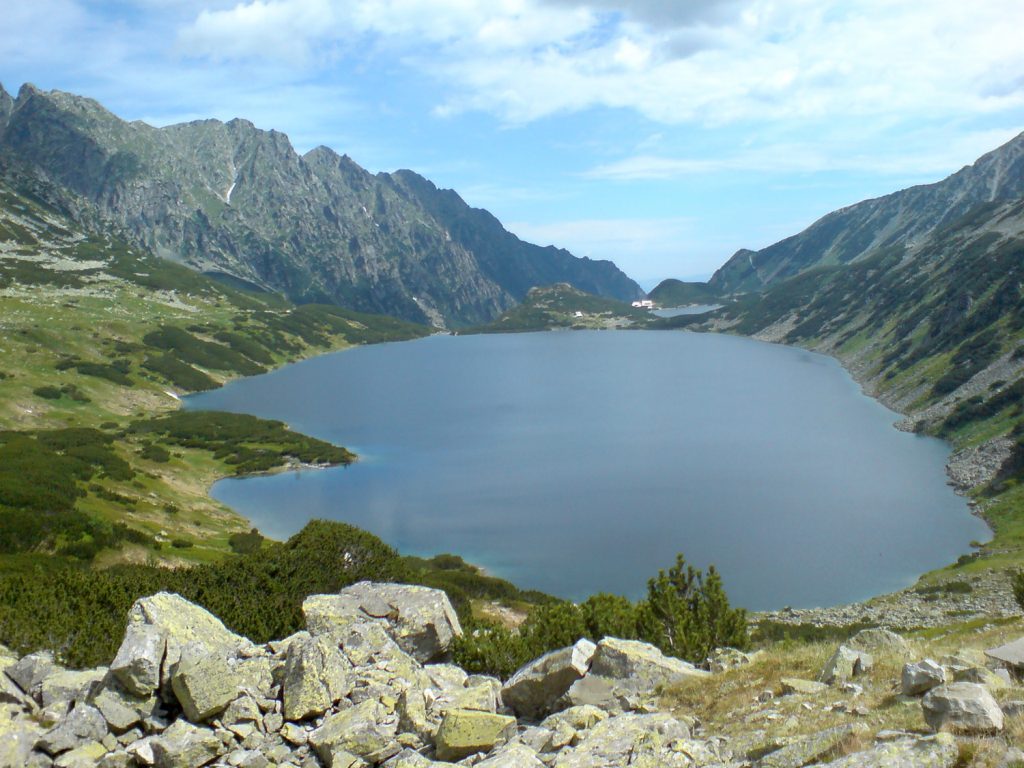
[434,709,516,762]
[755,723,866,768]
[814,733,957,767]
[986,636,1024,669]
[780,678,827,696]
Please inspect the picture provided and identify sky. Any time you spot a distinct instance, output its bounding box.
[3,1,1024,288]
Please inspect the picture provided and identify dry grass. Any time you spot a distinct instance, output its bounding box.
[658,619,1024,763]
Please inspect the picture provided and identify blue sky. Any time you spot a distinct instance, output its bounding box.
[4,1,1024,287]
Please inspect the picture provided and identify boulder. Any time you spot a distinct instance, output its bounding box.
[819,645,872,685]
[110,625,166,698]
[539,705,608,733]
[779,678,827,696]
[149,719,222,768]
[40,668,106,708]
[0,710,43,768]
[53,740,108,768]
[90,682,159,733]
[37,703,109,756]
[475,743,545,767]
[120,593,253,697]
[5,651,59,702]
[282,635,350,722]
[501,639,596,720]
[953,666,1009,691]
[814,732,957,767]
[565,638,705,714]
[986,636,1024,672]
[433,709,517,762]
[754,723,866,768]
[309,700,397,765]
[547,712,691,768]
[922,682,1003,734]
[901,659,945,696]
[847,628,911,656]
[169,644,240,723]
[304,582,462,663]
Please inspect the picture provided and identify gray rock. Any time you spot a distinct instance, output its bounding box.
[813,732,957,767]
[282,635,350,722]
[170,644,240,723]
[818,645,872,685]
[922,682,1004,733]
[91,682,159,733]
[847,628,911,656]
[123,593,254,697]
[548,712,691,768]
[6,651,59,701]
[53,741,108,768]
[901,659,945,696]
[303,582,462,663]
[110,625,166,699]
[476,743,545,767]
[40,668,106,708]
[0,716,44,768]
[1001,699,1024,718]
[149,719,222,768]
[502,639,595,720]
[309,700,396,764]
[37,704,109,756]
[986,636,1024,670]
[755,724,866,768]
[706,647,753,673]
[953,665,1008,690]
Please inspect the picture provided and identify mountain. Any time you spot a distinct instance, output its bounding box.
[0,83,642,327]
[462,282,651,333]
[709,131,1024,294]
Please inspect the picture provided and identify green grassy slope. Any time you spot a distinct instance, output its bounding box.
[0,165,428,567]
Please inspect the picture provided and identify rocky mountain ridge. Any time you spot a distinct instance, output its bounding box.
[0,83,641,328]
[709,131,1024,294]
[4,583,1024,768]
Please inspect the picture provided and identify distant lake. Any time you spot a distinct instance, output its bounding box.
[186,331,988,610]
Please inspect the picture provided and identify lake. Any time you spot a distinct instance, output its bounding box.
[186,330,989,610]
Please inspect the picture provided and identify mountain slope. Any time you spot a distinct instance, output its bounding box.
[0,83,641,327]
[710,131,1024,293]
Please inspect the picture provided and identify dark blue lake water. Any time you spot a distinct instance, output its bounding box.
[186,331,988,610]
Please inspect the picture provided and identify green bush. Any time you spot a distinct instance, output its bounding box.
[33,385,62,399]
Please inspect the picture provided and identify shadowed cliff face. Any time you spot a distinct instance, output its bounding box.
[710,131,1024,294]
[0,83,642,327]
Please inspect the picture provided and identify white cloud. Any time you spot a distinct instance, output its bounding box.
[585,128,1024,181]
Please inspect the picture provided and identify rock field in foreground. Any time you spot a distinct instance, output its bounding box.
[1,583,1023,767]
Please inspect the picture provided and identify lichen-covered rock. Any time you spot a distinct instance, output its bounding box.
[53,740,108,768]
[502,640,595,720]
[953,665,1008,691]
[122,593,253,696]
[814,732,957,767]
[110,625,166,698]
[37,703,109,756]
[169,644,240,723]
[922,682,1003,734]
[755,723,866,768]
[149,719,222,768]
[433,709,517,761]
[818,645,872,685]
[901,659,945,696]
[548,712,691,768]
[539,704,608,733]
[304,583,462,663]
[309,700,397,765]
[40,668,106,708]
[282,635,350,722]
[476,742,545,767]
[0,705,44,768]
[90,681,159,734]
